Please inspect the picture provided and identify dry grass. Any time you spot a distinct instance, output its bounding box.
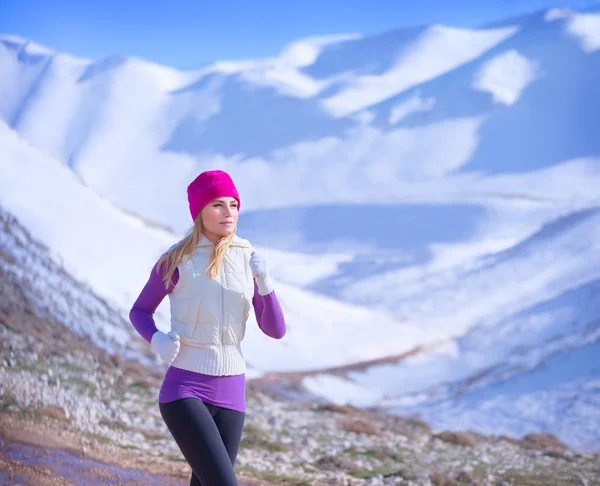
[337,415,380,436]
[519,432,568,451]
[434,430,477,448]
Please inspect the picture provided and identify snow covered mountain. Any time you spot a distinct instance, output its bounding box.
[0,121,424,377]
[0,203,160,368]
[301,207,600,452]
[1,5,599,451]
[1,7,599,232]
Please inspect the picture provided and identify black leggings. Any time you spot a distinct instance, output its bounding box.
[159,398,245,486]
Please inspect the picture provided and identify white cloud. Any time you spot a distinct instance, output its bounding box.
[567,12,600,53]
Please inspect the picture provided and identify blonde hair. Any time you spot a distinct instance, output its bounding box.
[158,213,234,288]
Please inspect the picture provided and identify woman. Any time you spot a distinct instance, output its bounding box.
[129,169,286,486]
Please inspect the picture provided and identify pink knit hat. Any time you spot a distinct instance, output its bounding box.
[187,170,241,222]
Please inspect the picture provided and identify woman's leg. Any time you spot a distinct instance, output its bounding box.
[212,404,246,466]
[159,398,240,486]
[188,403,246,486]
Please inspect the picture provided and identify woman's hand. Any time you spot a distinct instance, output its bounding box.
[249,251,268,278]
[250,251,275,296]
[151,330,181,364]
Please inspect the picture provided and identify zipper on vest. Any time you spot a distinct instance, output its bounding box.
[219,263,225,375]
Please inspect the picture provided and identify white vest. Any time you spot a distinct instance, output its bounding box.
[168,233,254,376]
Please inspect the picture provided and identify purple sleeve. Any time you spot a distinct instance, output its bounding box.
[252,279,286,339]
[129,258,179,343]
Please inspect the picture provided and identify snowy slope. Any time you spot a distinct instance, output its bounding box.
[1,7,599,234]
[302,208,600,451]
[0,120,422,377]
[381,275,600,452]
[340,206,600,333]
[236,157,600,307]
[404,341,600,453]
[374,276,600,452]
[0,121,177,322]
[1,204,154,365]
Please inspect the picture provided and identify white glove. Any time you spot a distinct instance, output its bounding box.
[151,330,180,364]
[250,250,275,296]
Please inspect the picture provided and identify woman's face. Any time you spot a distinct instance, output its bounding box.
[201,196,239,241]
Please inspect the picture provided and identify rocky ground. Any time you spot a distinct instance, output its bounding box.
[1,315,599,486]
[1,207,600,485]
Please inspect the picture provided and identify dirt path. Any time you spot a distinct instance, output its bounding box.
[0,412,266,486]
[0,437,183,486]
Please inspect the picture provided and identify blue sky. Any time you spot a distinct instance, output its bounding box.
[0,0,596,69]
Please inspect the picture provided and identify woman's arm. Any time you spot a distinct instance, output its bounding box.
[129,258,179,343]
[252,279,286,339]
